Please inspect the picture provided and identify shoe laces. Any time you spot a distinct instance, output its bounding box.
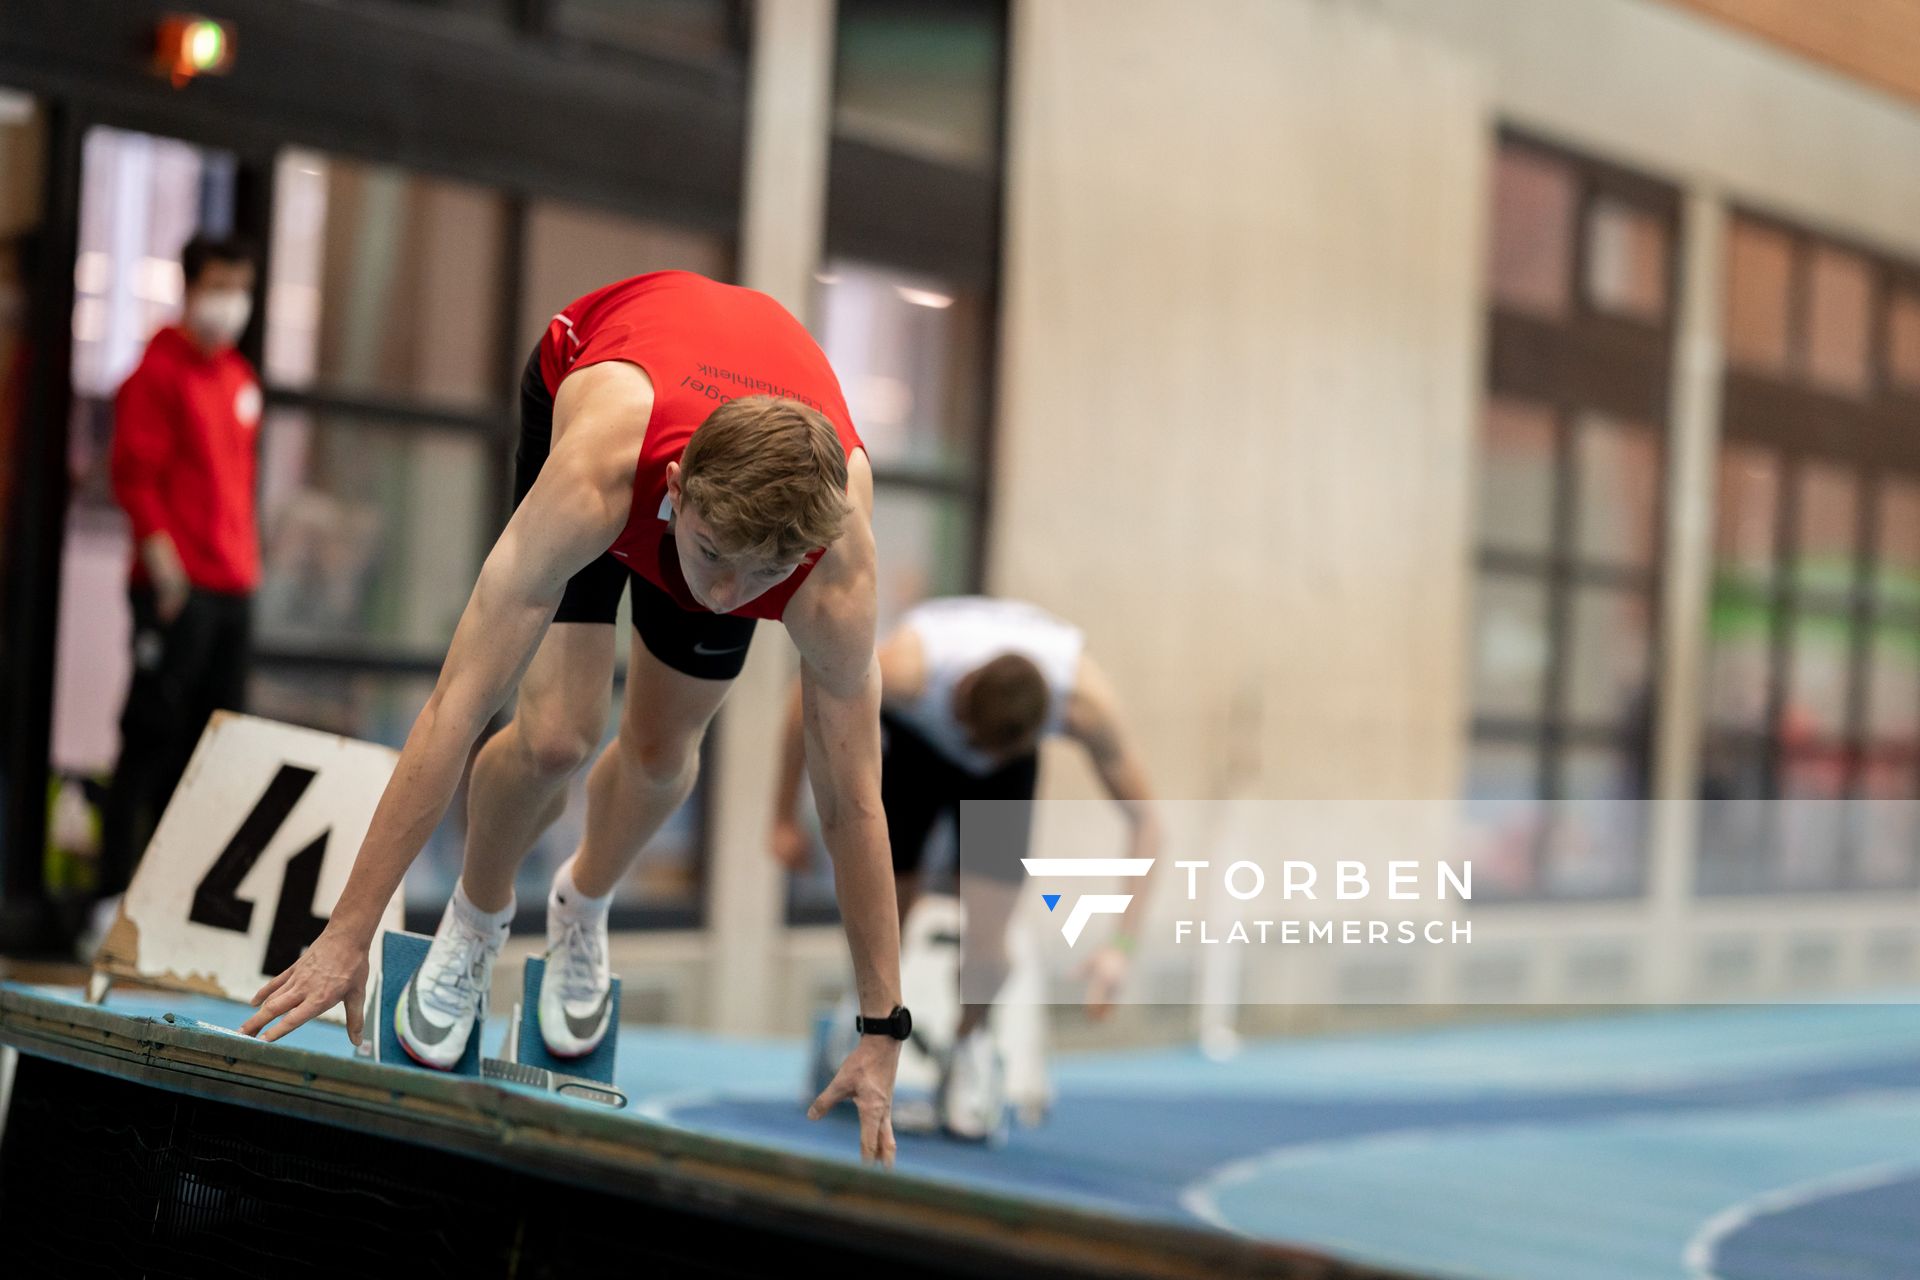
[554,916,606,1004]
[420,920,492,1019]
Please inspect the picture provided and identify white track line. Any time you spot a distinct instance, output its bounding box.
[1682,1158,1920,1279]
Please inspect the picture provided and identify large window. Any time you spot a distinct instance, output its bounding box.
[1699,213,1920,894]
[786,0,1006,923]
[1467,135,1679,901]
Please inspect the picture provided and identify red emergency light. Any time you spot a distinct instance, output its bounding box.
[155,15,234,89]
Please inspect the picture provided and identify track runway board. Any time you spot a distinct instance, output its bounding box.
[8,982,1920,1277]
[0,983,1359,1280]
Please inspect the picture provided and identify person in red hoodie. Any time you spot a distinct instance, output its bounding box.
[97,234,261,902]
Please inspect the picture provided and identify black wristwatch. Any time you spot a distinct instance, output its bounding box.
[855,1004,912,1041]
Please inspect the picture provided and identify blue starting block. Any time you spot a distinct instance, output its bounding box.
[500,954,620,1089]
[373,930,481,1077]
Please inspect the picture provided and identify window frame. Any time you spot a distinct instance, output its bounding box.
[1471,129,1684,903]
[1702,203,1920,895]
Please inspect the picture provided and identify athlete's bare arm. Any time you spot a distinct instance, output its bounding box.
[769,622,924,870]
[782,449,901,1167]
[1062,653,1162,1016]
[240,363,653,1044]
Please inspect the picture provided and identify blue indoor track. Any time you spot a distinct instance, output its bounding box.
[12,984,1920,1280]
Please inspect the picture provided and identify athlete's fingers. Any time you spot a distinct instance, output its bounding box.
[239,985,306,1038]
[260,997,327,1043]
[240,982,307,1043]
[250,966,294,1007]
[807,1073,850,1121]
[344,978,366,1046]
[856,1094,891,1166]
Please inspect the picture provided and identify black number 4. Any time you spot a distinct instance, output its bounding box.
[189,764,332,976]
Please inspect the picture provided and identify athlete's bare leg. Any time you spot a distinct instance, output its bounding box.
[569,631,736,898]
[461,622,616,912]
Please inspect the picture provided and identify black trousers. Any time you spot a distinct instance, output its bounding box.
[97,585,252,898]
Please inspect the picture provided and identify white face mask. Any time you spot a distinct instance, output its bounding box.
[186,289,251,346]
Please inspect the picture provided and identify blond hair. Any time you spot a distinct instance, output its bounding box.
[679,396,850,562]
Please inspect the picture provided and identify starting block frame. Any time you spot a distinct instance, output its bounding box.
[501,954,620,1083]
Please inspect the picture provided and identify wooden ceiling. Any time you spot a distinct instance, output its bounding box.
[1658,0,1920,109]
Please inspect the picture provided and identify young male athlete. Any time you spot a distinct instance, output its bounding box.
[240,271,905,1165]
[771,596,1160,1138]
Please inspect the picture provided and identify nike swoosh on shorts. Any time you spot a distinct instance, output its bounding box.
[692,642,746,656]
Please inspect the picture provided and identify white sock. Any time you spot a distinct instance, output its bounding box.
[550,856,613,919]
[450,879,514,944]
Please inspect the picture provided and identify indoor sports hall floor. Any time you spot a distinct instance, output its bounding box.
[12,984,1920,1280]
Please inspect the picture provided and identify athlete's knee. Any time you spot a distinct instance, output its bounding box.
[616,725,701,788]
[507,714,598,780]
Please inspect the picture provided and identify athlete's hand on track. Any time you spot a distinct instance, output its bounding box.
[1076,944,1130,1021]
[808,1035,900,1167]
[239,925,371,1045]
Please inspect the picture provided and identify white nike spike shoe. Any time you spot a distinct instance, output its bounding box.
[939,1029,1011,1144]
[395,897,503,1070]
[538,876,614,1059]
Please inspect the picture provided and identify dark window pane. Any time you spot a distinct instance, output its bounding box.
[1866,621,1920,748]
[553,0,738,61]
[1725,218,1793,375]
[1471,574,1551,720]
[1875,478,1920,610]
[1488,145,1575,318]
[1714,445,1779,592]
[1697,739,1770,894]
[1566,585,1653,725]
[1802,245,1873,396]
[1785,611,1853,745]
[1888,288,1920,394]
[1475,398,1556,556]
[255,408,491,652]
[1573,414,1659,569]
[1704,587,1774,732]
[835,0,1000,170]
[816,259,983,479]
[518,199,730,357]
[1792,463,1859,605]
[1584,197,1668,322]
[267,150,506,411]
[393,0,510,20]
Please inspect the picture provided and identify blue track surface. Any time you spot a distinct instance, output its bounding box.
[17,986,1920,1280]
